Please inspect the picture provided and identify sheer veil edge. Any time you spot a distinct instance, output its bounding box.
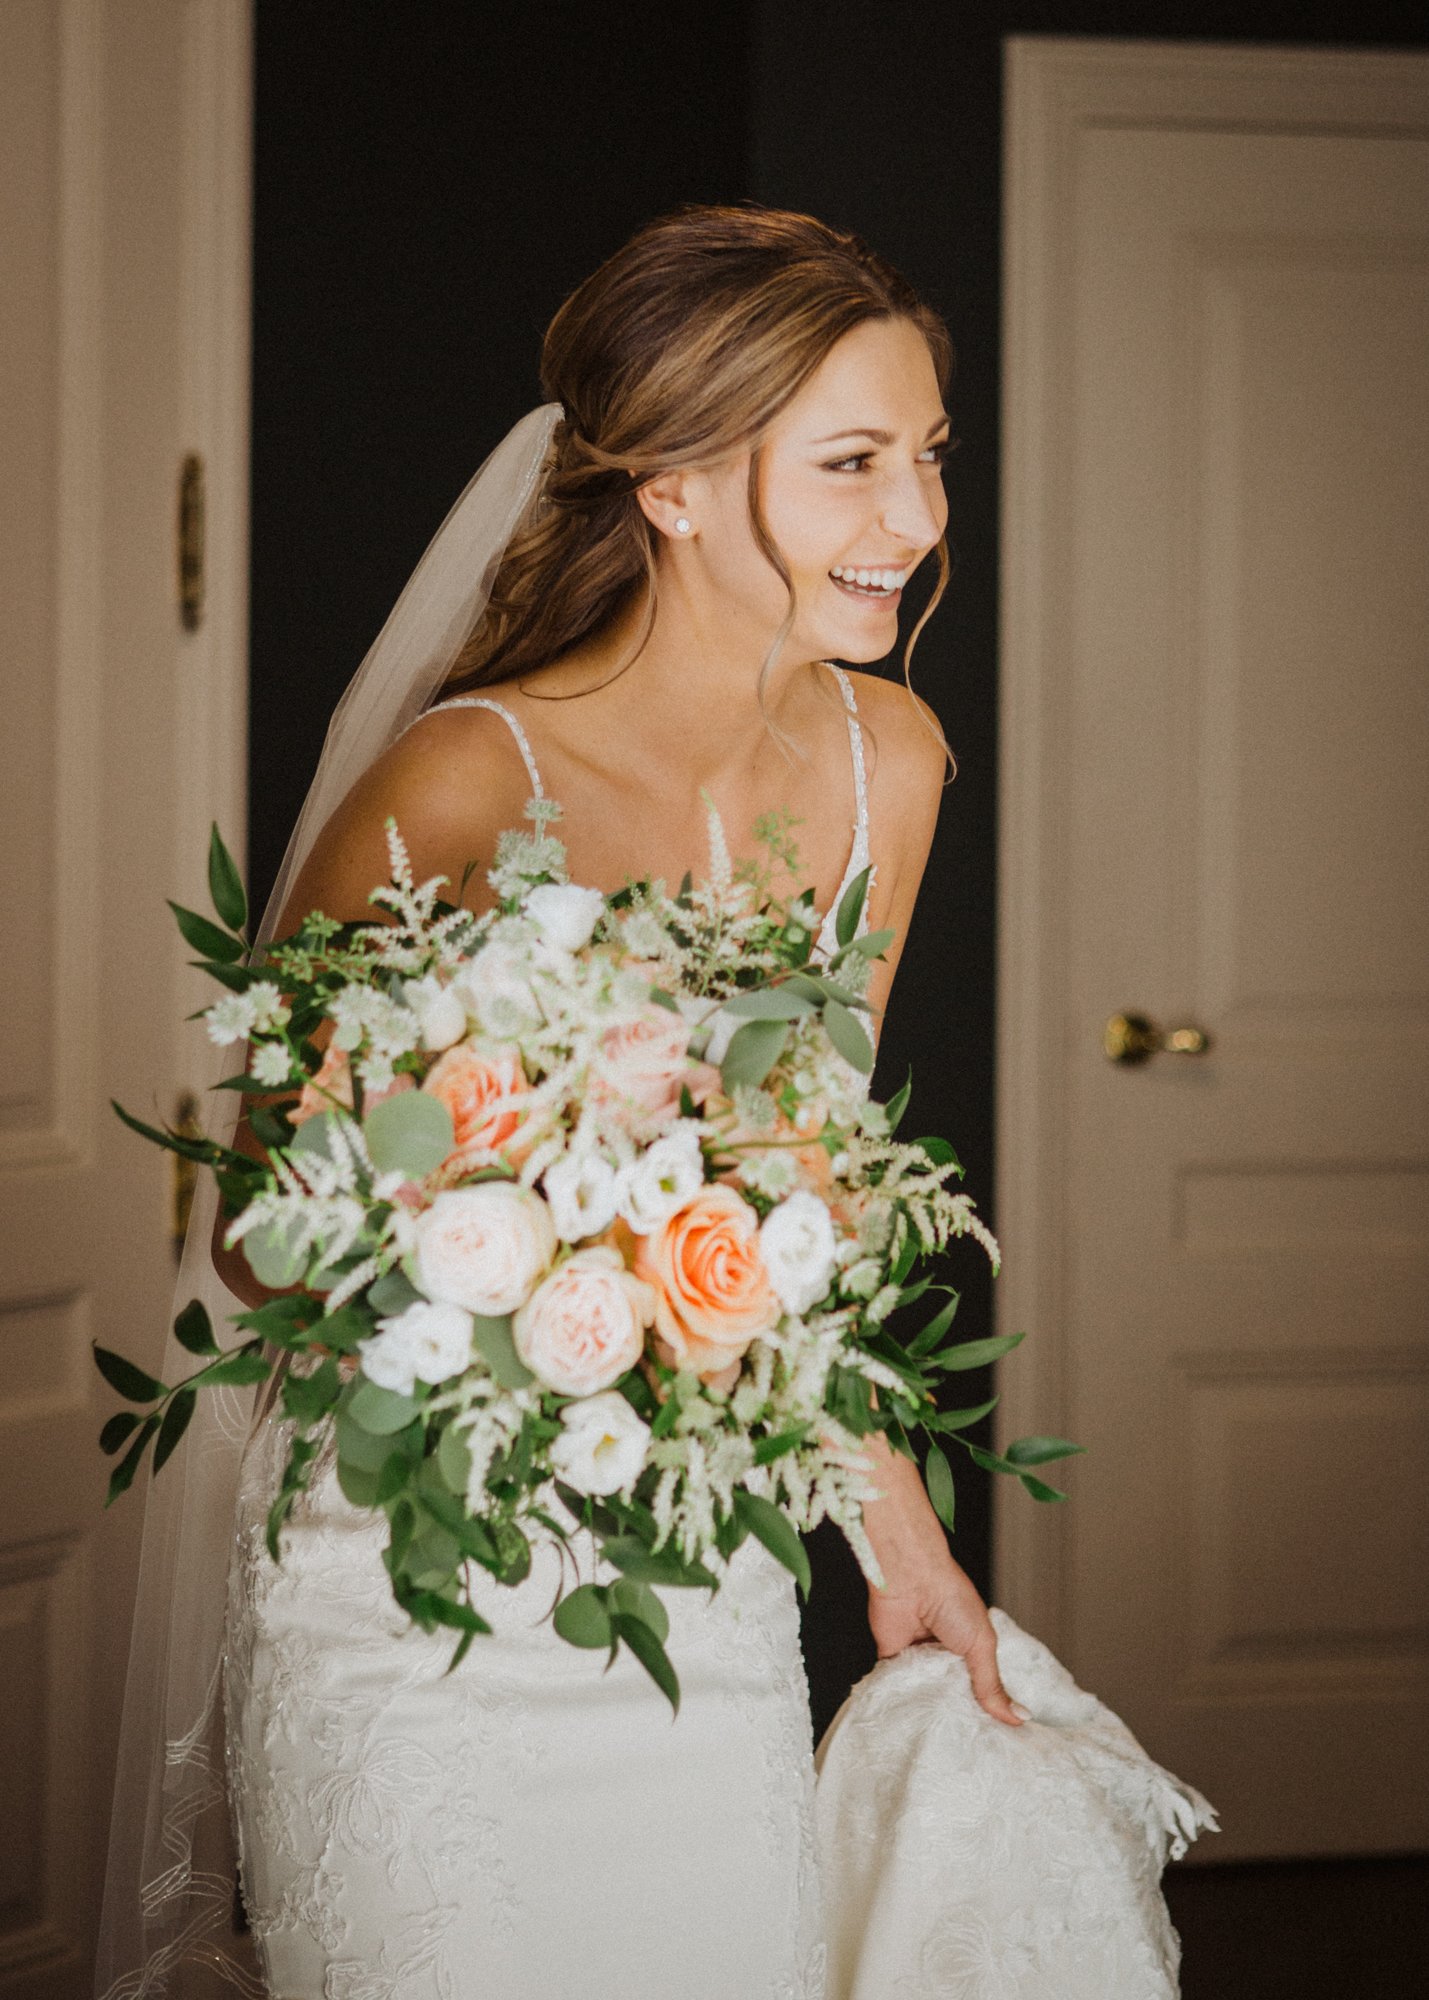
[94,402,562,1998]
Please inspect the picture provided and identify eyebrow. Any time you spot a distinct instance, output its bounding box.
[811,415,952,446]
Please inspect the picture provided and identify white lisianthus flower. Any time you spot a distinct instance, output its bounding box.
[542,1146,620,1243]
[513,1246,654,1396]
[758,1188,839,1317]
[451,940,542,1039]
[249,1040,293,1088]
[204,992,258,1046]
[401,972,468,1052]
[414,1184,556,1316]
[357,1299,474,1396]
[549,1389,652,1496]
[616,1122,705,1234]
[522,882,605,954]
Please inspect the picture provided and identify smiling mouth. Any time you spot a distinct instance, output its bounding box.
[830,568,903,601]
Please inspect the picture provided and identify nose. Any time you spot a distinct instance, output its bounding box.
[876,460,946,554]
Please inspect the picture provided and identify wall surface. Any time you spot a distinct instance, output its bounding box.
[249,0,1427,1736]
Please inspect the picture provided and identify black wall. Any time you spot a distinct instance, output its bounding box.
[250,0,1426,1737]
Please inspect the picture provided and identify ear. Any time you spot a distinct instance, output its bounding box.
[634,470,695,541]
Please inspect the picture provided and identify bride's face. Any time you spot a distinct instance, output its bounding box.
[683,316,951,666]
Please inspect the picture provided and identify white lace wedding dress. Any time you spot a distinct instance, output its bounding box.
[222,668,1215,1999]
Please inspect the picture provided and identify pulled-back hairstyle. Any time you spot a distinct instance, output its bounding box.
[441,201,954,748]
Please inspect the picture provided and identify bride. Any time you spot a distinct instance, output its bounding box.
[97,203,1213,2000]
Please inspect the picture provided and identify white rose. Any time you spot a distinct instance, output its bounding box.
[616,1122,705,1234]
[758,1188,838,1317]
[357,1298,474,1396]
[513,1246,654,1396]
[401,973,468,1052]
[451,940,542,1038]
[522,882,605,954]
[542,1146,621,1243]
[549,1389,652,1496]
[414,1184,556,1316]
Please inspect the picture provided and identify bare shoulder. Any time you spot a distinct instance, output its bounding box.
[842,668,949,840]
[274,701,533,933]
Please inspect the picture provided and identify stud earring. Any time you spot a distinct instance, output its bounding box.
[674,517,692,534]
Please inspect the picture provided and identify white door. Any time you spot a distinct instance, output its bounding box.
[0,4,249,1992]
[996,37,1429,1861]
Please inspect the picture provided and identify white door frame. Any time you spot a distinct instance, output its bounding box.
[993,33,1429,1653]
[173,0,251,1070]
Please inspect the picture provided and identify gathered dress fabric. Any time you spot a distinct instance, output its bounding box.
[221,670,1215,1998]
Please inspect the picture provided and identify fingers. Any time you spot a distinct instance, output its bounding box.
[964,1625,1027,1727]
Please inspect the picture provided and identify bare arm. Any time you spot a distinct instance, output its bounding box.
[209,707,525,1305]
[851,682,1024,1726]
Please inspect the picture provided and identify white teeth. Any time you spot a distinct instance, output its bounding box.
[831,564,906,592]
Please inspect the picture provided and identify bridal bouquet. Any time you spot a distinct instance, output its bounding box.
[96,801,1078,1707]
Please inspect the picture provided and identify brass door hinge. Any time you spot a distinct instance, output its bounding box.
[172,1089,201,1258]
[178,452,205,631]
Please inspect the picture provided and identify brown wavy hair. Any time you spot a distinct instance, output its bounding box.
[440,201,955,753]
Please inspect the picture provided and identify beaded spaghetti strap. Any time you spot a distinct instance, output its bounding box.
[813,663,875,962]
[421,694,544,798]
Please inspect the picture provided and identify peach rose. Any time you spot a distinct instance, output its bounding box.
[590,1005,709,1139]
[633,1182,778,1380]
[513,1246,656,1397]
[423,1039,534,1167]
[291,1044,412,1126]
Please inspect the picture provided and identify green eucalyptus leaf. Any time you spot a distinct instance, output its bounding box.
[822,999,873,1074]
[242,1218,308,1290]
[153,1387,198,1474]
[201,1349,272,1387]
[368,1267,423,1317]
[720,1017,788,1093]
[106,1413,160,1504]
[348,1379,424,1434]
[929,1394,999,1434]
[290,1110,346,1163]
[932,1331,1026,1373]
[752,1423,811,1466]
[167,900,244,962]
[600,1537,717,1589]
[609,1576,670,1646]
[611,1611,680,1716]
[925,1441,957,1530]
[553,1582,613,1649]
[436,1423,473,1495]
[364,1090,454,1180]
[470,1314,533,1389]
[1005,1435,1085,1466]
[913,1135,963,1174]
[1020,1472,1068,1503]
[207,822,248,932]
[884,1069,912,1132]
[834,864,871,948]
[910,1293,960,1355]
[173,1299,219,1356]
[99,1410,142,1456]
[966,1443,1028,1478]
[92,1343,165,1404]
[733,1491,811,1598]
[721,987,817,1021]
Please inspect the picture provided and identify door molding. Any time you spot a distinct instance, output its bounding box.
[993,34,1429,1652]
[172,0,251,1087]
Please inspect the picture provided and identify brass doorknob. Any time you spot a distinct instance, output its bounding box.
[1104,1012,1211,1065]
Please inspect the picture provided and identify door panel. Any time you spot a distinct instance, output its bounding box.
[0,4,249,1990]
[998,38,1429,1860]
